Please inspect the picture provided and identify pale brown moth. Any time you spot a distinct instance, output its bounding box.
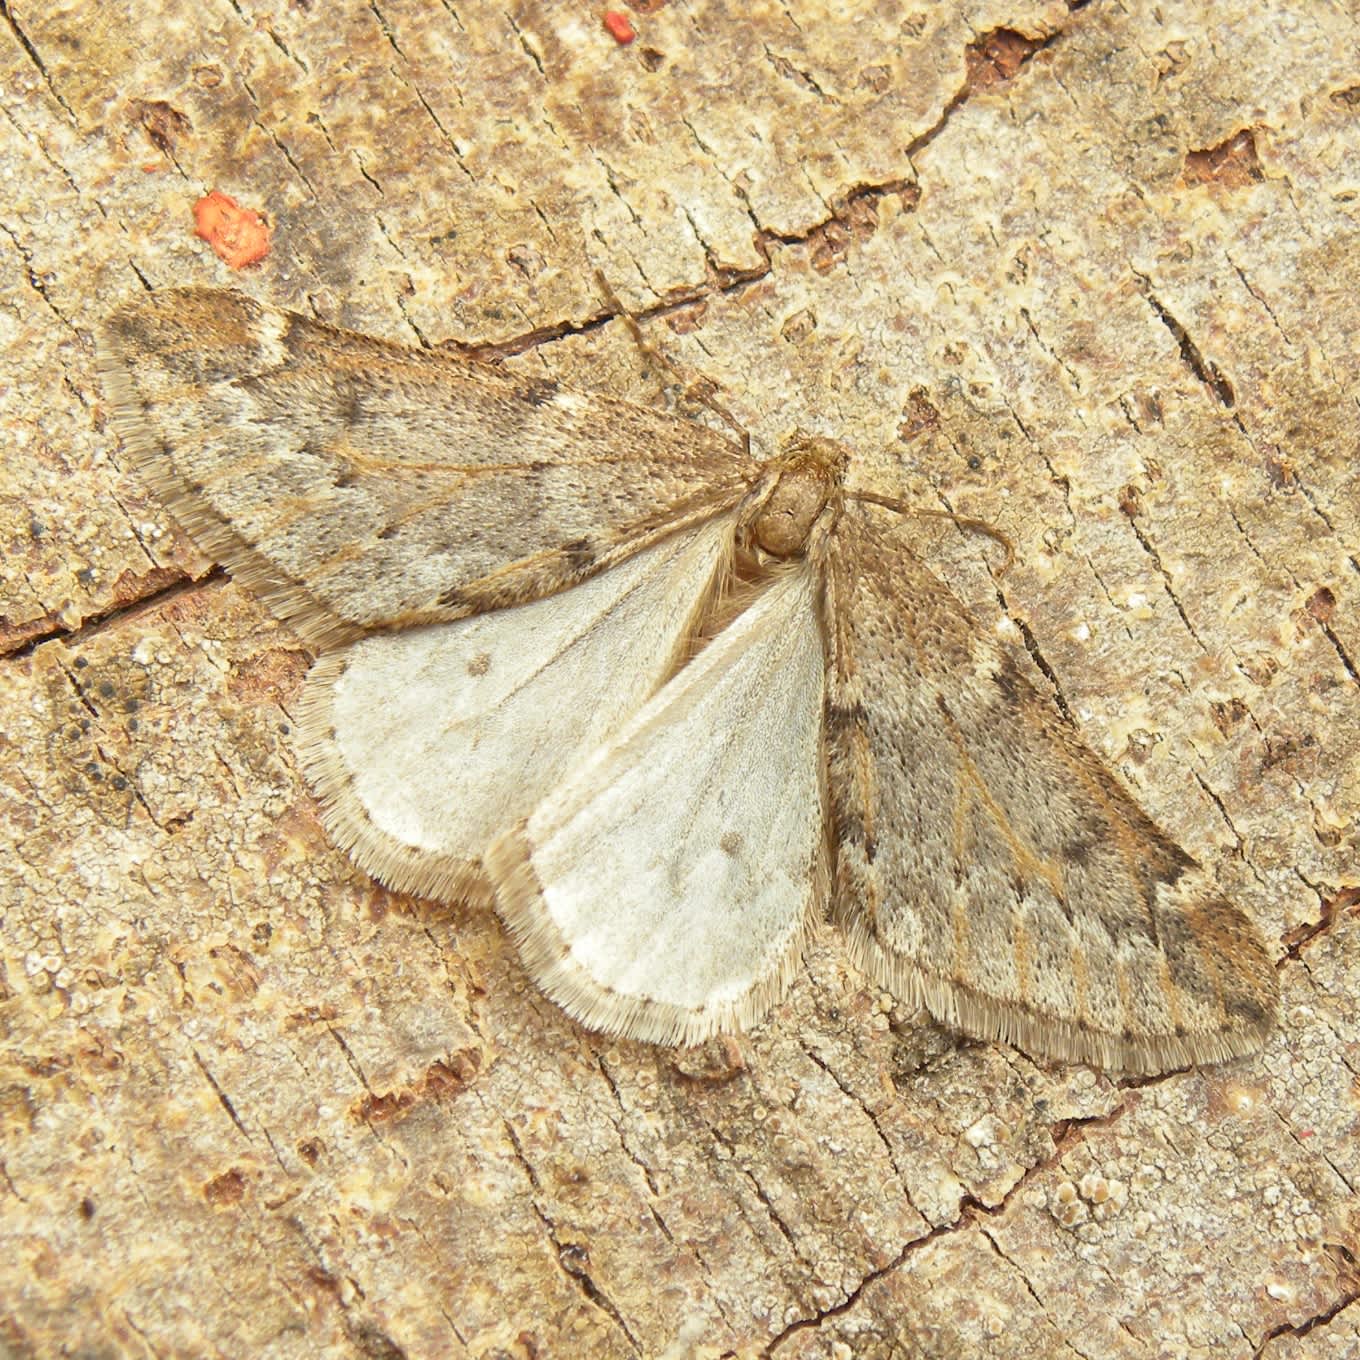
[96,288,1278,1073]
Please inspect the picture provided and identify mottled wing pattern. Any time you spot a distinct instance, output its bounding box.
[97,289,757,646]
[821,503,1277,1073]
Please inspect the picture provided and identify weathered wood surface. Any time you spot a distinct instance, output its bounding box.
[1,2,1357,1356]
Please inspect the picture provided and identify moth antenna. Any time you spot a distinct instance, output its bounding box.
[593,269,752,459]
[848,490,1015,576]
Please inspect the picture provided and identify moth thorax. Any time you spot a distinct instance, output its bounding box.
[750,436,846,558]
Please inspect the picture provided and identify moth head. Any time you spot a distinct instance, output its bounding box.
[748,434,848,559]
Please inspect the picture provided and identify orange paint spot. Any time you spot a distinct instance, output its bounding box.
[193,190,271,270]
[603,10,636,43]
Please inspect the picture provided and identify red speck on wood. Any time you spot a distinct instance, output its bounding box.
[603,10,636,44]
[192,191,271,270]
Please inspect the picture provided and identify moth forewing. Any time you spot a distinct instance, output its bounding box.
[95,288,759,647]
[297,516,739,906]
[487,565,829,1046]
[820,503,1278,1075]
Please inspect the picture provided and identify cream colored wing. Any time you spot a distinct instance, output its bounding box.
[97,289,756,647]
[487,567,827,1045]
[297,517,735,905]
[821,503,1277,1074]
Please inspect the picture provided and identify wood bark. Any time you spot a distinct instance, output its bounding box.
[1,2,1357,1356]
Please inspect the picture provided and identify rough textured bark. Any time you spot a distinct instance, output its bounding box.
[2,2,1357,1357]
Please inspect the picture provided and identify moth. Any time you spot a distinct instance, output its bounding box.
[97,288,1278,1073]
